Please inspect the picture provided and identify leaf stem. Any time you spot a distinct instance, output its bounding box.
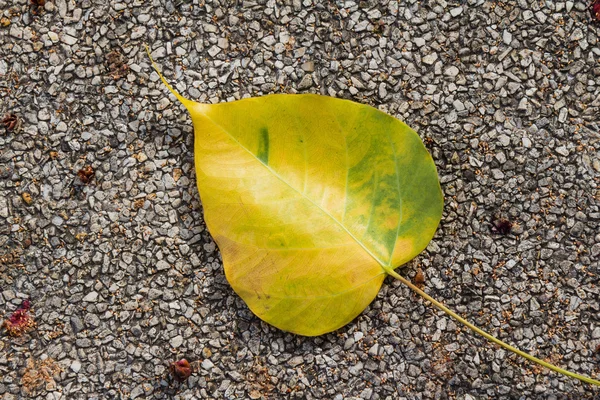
[384,267,600,386]
[145,44,196,109]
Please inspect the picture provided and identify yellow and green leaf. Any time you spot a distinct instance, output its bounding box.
[148,50,600,386]
[169,91,442,336]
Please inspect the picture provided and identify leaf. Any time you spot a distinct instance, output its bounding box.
[159,82,442,336]
[147,50,600,386]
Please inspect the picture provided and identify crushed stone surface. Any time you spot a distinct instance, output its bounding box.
[1,0,599,399]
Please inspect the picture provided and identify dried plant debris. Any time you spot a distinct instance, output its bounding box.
[105,50,129,80]
[490,218,513,235]
[21,192,33,205]
[0,246,24,267]
[1,113,20,133]
[413,268,425,289]
[3,299,35,337]
[70,165,95,199]
[593,0,600,21]
[29,0,45,14]
[76,165,94,184]
[169,359,192,382]
[20,357,62,395]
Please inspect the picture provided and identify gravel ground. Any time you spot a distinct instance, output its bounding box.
[1,0,600,399]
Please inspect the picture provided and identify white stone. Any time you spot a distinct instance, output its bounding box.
[131,26,147,40]
[450,6,463,17]
[503,30,512,45]
[71,360,81,373]
[82,291,98,302]
[444,66,459,77]
[170,335,183,348]
[556,145,569,156]
[61,34,78,45]
[422,53,438,65]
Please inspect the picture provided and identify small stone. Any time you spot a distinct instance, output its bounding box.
[444,66,459,77]
[48,31,59,42]
[378,83,387,98]
[556,146,569,156]
[288,356,303,367]
[82,291,98,302]
[498,134,511,146]
[201,359,214,370]
[217,37,229,49]
[131,26,147,40]
[518,97,528,110]
[61,34,78,45]
[422,53,438,65]
[566,1,574,12]
[130,385,144,399]
[208,45,221,57]
[503,30,512,45]
[301,61,314,72]
[297,74,313,89]
[9,25,23,39]
[570,28,583,41]
[38,109,51,121]
[70,316,84,333]
[156,260,170,270]
[449,7,463,17]
[170,335,183,348]
[494,109,505,122]
[71,360,81,373]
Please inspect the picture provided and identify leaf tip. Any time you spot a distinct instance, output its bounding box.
[145,44,194,109]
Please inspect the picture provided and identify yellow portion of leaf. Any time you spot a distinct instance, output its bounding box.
[181,96,442,335]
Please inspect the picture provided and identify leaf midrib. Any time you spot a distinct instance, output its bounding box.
[196,105,390,267]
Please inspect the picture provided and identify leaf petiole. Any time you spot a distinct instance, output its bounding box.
[384,266,600,386]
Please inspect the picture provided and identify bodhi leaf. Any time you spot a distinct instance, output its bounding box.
[168,90,443,335]
[147,50,600,387]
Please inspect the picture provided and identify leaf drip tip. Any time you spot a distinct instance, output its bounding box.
[145,44,195,109]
